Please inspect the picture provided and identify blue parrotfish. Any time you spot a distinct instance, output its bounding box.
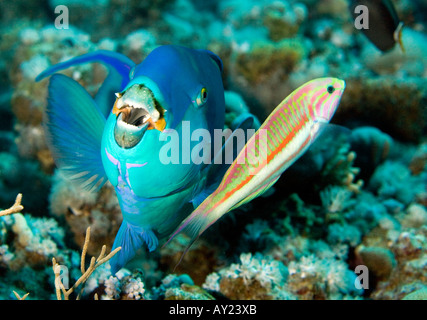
[165,78,346,257]
[36,45,257,273]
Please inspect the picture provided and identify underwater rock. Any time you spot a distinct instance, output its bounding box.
[49,170,121,256]
[401,204,427,229]
[368,160,425,205]
[350,127,393,181]
[262,1,307,41]
[120,29,157,64]
[402,287,427,300]
[160,234,220,286]
[335,77,427,143]
[228,39,307,119]
[409,142,427,176]
[361,225,427,299]
[165,283,215,300]
[355,245,396,280]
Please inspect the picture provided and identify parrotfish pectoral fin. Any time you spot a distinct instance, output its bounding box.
[45,74,107,191]
[110,221,159,274]
[36,50,135,117]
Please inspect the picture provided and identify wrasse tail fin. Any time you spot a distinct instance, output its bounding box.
[163,199,221,256]
[44,74,107,191]
[165,203,219,271]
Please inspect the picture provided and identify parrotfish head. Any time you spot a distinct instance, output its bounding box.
[112,79,167,148]
[101,45,225,199]
[110,45,224,149]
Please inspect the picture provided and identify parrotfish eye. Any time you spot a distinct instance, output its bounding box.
[195,87,208,107]
[327,85,335,94]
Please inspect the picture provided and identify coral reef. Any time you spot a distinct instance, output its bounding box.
[203,252,288,300]
[335,77,427,143]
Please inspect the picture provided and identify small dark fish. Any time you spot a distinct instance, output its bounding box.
[350,0,405,52]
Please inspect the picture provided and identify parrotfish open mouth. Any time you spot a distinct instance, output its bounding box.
[113,84,166,148]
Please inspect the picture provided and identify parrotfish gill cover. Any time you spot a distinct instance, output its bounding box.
[166,78,346,259]
[37,45,258,273]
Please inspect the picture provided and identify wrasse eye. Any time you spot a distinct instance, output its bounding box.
[327,85,335,94]
[195,87,208,107]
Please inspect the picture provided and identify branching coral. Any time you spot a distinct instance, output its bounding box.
[320,142,363,193]
[12,290,29,300]
[51,227,121,300]
[320,185,355,222]
[0,193,23,217]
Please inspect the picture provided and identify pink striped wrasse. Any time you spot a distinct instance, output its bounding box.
[165,77,346,252]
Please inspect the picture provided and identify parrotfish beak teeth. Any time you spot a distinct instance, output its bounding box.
[113,84,167,131]
[113,84,167,148]
[114,113,149,148]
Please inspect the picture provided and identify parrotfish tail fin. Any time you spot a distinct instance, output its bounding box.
[110,221,159,274]
[44,74,107,191]
[198,114,257,207]
[36,50,135,117]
